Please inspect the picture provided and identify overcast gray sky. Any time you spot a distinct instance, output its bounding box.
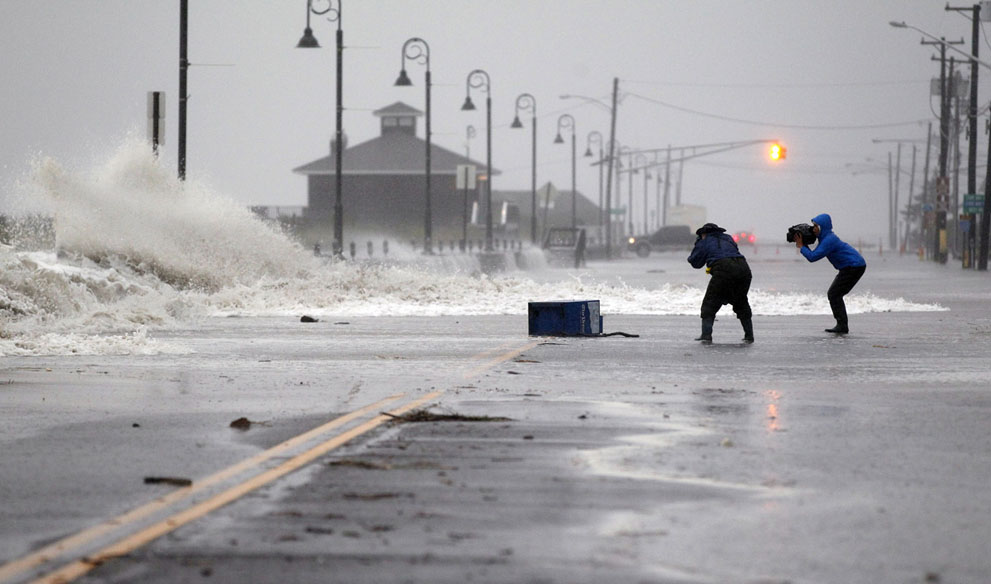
[1,0,984,242]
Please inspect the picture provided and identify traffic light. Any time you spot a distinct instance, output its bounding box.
[769,143,787,161]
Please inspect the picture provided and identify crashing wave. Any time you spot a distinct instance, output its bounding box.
[0,139,947,356]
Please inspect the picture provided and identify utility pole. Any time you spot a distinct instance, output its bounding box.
[604,78,619,259]
[627,155,635,235]
[904,144,917,251]
[939,50,951,264]
[922,123,933,258]
[982,107,991,269]
[950,64,963,259]
[888,150,898,248]
[946,3,981,268]
[894,143,902,250]
[597,141,603,237]
[925,37,964,263]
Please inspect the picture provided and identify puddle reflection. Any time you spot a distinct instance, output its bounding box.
[764,389,782,433]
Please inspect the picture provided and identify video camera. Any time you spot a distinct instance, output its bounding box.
[786,223,817,246]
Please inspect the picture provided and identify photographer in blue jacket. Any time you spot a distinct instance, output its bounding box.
[794,213,867,334]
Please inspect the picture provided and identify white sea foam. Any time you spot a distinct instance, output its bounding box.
[0,140,947,356]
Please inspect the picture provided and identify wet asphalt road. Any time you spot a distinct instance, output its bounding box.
[2,253,990,584]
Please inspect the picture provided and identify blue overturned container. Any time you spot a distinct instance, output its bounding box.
[527,300,602,336]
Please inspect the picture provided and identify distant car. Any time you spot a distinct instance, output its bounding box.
[542,227,587,266]
[731,230,757,246]
[627,225,696,257]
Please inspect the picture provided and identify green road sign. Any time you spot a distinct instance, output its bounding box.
[963,193,984,215]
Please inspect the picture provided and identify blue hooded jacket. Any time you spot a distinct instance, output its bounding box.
[688,232,744,268]
[800,213,866,269]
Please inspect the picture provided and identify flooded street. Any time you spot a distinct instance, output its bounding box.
[2,252,989,583]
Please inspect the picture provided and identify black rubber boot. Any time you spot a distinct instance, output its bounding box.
[827,297,849,334]
[741,318,754,343]
[695,318,714,344]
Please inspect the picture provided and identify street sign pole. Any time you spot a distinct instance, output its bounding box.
[937,176,950,263]
[962,192,985,268]
[457,164,476,250]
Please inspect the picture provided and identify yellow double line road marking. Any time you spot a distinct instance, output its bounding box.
[28,390,443,584]
[1,392,438,584]
[465,340,539,378]
[2,338,536,584]
[0,394,408,584]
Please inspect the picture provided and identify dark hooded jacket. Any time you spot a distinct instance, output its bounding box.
[688,232,745,269]
[800,213,866,269]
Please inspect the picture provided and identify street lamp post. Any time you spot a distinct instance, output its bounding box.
[663,145,671,226]
[635,153,648,235]
[655,162,663,229]
[463,125,476,245]
[560,81,619,258]
[585,131,604,240]
[297,0,344,258]
[554,114,577,229]
[178,0,188,180]
[643,163,652,234]
[626,150,637,235]
[511,94,537,244]
[461,70,493,251]
[889,21,991,69]
[616,145,631,236]
[395,37,432,254]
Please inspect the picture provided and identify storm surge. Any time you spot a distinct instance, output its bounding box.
[0,140,945,356]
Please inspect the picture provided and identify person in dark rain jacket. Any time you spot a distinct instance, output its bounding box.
[687,223,754,344]
[793,213,867,334]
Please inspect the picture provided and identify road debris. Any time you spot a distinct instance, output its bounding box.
[143,476,192,487]
[229,417,270,430]
[383,409,512,423]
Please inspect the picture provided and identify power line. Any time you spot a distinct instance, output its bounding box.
[626,92,934,131]
[622,78,928,89]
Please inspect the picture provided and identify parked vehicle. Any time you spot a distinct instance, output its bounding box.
[627,225,696,257]
[542,227,587,266]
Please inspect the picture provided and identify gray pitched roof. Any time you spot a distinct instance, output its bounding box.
[493,184,597,208]
[373,101,423,117]
[492,184,602,228]
[293,131,500,176]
